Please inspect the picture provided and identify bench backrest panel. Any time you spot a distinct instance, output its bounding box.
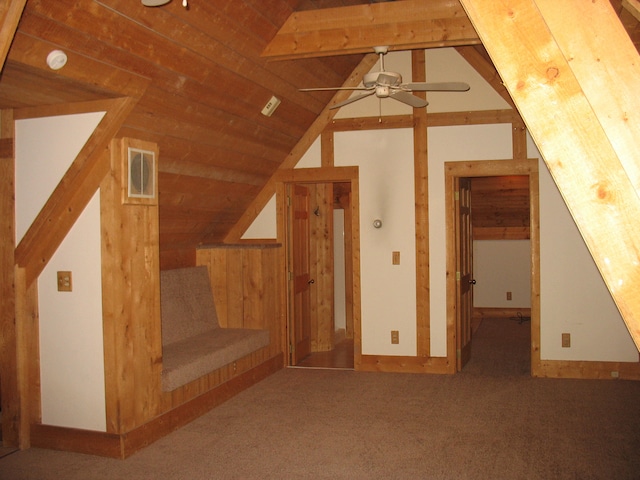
[160,266,220,345]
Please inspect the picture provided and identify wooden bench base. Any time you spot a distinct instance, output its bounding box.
[31,353,283,459]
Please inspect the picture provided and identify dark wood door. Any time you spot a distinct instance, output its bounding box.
[289,184,312,364]
[456,177,474,371]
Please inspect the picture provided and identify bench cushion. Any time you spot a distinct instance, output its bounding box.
[161,266,220,345]
[161,328,270,391]
[160,266,271,391]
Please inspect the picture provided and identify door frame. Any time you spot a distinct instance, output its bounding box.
[274,167,361,367]
[444,159,541,375]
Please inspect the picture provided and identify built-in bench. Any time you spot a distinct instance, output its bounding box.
[160,266,271,392]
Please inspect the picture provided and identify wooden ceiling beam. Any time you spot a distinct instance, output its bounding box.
[261,0,480,60]
[460,0,640,350]
[622,0,640,21]
[0,0,27,72]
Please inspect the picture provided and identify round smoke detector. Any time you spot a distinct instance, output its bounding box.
[46,50,68,70]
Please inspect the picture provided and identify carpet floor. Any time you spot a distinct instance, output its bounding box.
[1,318,639,479]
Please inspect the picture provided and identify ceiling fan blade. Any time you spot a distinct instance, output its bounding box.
[330,90,376,109]
[300,86,371,92]
[389,91,428,108]
[403,82,470,92]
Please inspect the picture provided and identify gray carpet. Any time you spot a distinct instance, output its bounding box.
[2,319,639,479]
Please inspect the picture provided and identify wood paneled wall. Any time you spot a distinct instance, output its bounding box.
[471,175,530,240]
[196,245,283,348]
[100,138,163,434]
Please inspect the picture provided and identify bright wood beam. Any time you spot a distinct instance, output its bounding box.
[0,0,26,72]
[262,0,480,60]
[460,0,640,350]
[224,54,379,243]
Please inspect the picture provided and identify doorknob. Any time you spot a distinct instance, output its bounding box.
[308,279,315,284]
[469,279,476,285]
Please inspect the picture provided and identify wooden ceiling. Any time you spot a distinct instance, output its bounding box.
[1,0,639,258]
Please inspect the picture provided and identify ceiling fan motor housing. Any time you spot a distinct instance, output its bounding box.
[363,71,402,88]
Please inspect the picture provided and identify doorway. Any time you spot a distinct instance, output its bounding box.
[445,159,541,375]
[280,169,360,370]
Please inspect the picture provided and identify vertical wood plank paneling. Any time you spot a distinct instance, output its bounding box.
[0,109,19,446]
[243,248,263,330]
[226,249,244,328]
[101,138,161,434]
[13,266,40,448]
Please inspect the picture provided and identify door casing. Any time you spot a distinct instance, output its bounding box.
[444,159,540,375]
[276,167,361,367]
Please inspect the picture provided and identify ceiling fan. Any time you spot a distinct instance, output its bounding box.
[300,46,470,109]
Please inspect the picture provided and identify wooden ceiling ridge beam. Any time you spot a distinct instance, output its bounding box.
[261,0,480,60]
[223,53,380,244]
[0,0,27,72]
[459,0,640,350]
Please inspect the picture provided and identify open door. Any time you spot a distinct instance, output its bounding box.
[288,184,312,364]
[456,177,474,371]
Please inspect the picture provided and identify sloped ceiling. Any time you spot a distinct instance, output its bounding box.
[1,0,370,254]
[1,0,638,259]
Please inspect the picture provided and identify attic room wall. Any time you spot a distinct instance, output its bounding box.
[15,113,107,431]
[244,48,637,365]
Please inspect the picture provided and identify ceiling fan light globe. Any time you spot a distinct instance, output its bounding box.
[141,0,171,6]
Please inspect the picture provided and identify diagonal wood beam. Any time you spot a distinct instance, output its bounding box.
[14,97,144,287]
[460,0,640,350]
[224,54,380,243]
[0,0,26,72]
[262,0,480,60]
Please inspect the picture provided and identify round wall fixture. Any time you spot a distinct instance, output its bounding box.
[46,50,67,71]
[373,219,383,229]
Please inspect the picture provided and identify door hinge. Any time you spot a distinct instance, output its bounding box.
[288,271,293,281]
[456,271,460,281]
[287,195,291,206]
[454,191,459,201]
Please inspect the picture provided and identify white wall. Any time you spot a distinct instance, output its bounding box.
[335,129,417,355]
[473,240,531,308]
[15,113,107,431]
[240,47,638,364]
[537,149,637,361]
[38,192,106,430]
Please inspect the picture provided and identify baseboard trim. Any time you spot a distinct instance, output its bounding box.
[534,358,640,380]
[357,354,453,374]
[30,353,283,459]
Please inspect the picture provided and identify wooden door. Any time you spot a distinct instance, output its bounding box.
[456,177,474,371]
[289,184,312,364]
